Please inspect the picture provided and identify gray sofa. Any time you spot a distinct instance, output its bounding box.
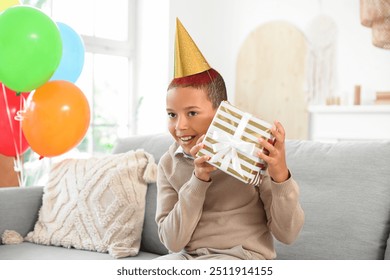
[1,133,390,260]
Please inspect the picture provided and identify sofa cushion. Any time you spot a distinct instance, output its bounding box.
[275,140,390,260]
[113,133,172,255]
[0,242,159,260]
[0,186,43,245]
[25,150,156,258]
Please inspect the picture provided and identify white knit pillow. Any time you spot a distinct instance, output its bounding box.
[25,149,156,258]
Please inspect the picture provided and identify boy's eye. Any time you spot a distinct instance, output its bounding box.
[167,112,176,118]
[188,111,198,117]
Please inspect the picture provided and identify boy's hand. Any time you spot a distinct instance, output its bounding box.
[258,121,289,183]
[190,135,217,182]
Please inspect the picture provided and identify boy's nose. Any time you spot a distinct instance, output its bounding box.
[175,116,189,130]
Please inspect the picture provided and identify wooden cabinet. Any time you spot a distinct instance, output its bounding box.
[308,105,390,142]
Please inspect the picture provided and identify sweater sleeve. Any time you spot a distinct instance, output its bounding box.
[155,160,211,253]
[258,172,305,245]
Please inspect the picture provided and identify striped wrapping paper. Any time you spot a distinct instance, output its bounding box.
[197,101,273,185]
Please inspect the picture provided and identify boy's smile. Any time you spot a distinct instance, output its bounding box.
[166,87,216,155]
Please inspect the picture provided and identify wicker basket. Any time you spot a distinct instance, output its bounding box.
[372,17,390,49]
[360,0,390,49]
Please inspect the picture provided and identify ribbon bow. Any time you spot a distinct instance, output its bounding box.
[209,131,255,178]
[209,112,255,178]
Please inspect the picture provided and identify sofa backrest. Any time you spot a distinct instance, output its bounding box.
[275,140,390,260]
[113,133,173,255]
[113,134,390,259]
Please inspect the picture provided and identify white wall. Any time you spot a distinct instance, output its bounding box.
[135,0,170,135]
[136,0,390,134]
[168,0,390,102]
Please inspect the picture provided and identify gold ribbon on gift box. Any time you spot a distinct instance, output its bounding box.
[197,101,273,185]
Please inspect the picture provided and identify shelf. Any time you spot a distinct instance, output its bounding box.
[308,105,390,114]
[308,105,390,141]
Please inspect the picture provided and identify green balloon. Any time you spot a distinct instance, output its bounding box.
[0,6,62,92]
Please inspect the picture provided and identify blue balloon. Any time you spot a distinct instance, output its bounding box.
[50,22,85,83]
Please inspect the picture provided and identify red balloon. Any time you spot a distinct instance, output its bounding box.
[0,83,30,157]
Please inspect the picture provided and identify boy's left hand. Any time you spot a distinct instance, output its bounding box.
[258,120,289,183]
[190,135,217,182]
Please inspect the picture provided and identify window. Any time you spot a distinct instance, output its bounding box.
[16,0,169,186]
[24,0,137,155]
[18,0,138,186]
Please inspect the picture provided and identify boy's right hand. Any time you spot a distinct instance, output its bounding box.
[190,135,216,182]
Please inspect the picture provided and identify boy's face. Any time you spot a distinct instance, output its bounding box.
[166,86,216,155]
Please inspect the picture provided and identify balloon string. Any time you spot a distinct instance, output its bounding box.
[1,84,25,187]
[13,158,24,187]
[1,83,19,155]
[18,95,27,186]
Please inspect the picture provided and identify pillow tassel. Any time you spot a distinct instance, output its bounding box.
[108,240,139,258]
[2,230,24,245]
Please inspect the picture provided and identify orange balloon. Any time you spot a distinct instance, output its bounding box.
[22,80,90,157]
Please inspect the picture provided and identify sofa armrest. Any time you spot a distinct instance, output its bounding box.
[0,186,43,244]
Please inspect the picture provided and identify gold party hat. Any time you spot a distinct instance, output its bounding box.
[174,18,211,78]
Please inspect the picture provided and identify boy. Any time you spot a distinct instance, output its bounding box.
[155,19,304,260]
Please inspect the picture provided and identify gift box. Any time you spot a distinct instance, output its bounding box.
[197,101,273,185]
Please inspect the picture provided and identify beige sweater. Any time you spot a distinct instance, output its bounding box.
[155,142,304,259]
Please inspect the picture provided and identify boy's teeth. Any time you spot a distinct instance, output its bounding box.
[180,136,193,141]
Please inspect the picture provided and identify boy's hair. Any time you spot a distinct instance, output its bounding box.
[167,68,227,109]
